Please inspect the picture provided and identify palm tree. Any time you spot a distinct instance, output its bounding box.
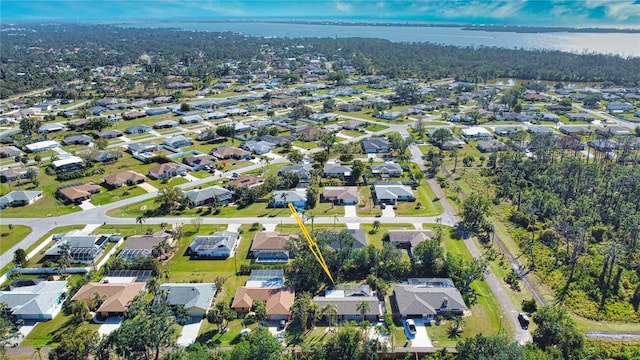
[357,301,371,322]
[452,316,466,332]
[146,277,160,295]
[322,304,338,332]
[371,220,381,234]
[155,186,185,212]
[136,215,146,233]
[70,300,90,323]
[450,147,459,173]
[90,291,106,311]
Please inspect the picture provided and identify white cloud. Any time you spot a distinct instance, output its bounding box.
[335,1,353,13]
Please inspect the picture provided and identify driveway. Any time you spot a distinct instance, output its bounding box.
[177,316,204,346]
[381,205,395,218]
[182,173,199,182]
[98,317,123,336]
[79,200,96,210]
[344,205,357,217]
[138,182,158,193]
[407,319,433,347]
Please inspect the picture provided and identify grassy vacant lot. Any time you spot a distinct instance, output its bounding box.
[90,184,147,206]
[162,223,253,304]
[108,197,291,218]
[291,140,318,150]
[395,184,443,217]
[361,223,415,248]
[305,202,344,217]
[0,225,32,255]
[363,123,389,133]
[356,186,381,217]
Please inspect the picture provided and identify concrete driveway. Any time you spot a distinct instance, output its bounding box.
[406,319,433,347]
[381,205,396,218]
[344,205,357,217]
[177,316,204,346]
[98,317,123,336]
[138,182,158,193]
[79,200,96,210]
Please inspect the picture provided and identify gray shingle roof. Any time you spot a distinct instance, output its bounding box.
[159,283,217,311]
[394,282,467,316]
[0,281,67,316]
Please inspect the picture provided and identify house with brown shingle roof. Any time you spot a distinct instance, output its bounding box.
[231,286,295,321]
[103,171,146,188]
[183,154,216,170]
[227,174,263,189]
[71,282,145,318]
[321,186,359,205]
[147,162,186,180]
[294,127,324,141]
[57,183,101,204]
[210,146,251,160]
[387,230,434,249]
[250,232,294,262]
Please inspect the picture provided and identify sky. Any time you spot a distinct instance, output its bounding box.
[2,0,640,28]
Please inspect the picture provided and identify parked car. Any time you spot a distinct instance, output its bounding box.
[405,319,417,335]
[231,172,240,179]
[518,313,530,329]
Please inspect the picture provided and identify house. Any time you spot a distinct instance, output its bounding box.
[260,135,291,147]
[566,113,595,122]
[250,232,294,262]
[71,282,145,318]
[527,126,557,135]
[211,146,251,160]
[123,110,147,120]
[63,134,93,145]
[180,114,203,124]
[57,183,101,204]
[153,120,179,129]
[546,104,571,112]
[326,229,368,250]
[228,174,263,189]
[313,285,381,322]
[339,119,365,130]
[118,231,174,262]
[147,162,186,179]
[163,135,192,148]
[203,111,227,120]
[159,283,217,317]
[231,286,295,320]
[461,127,493,141]
[128,142,160,154]
[376,111,403,120]
[185,186,235,207]
[362,137,391,153]
[295,127,324,141]
[323,163,353,179]
[25,140,60,153]
[242,140,276,155]
[596,126,633,137]
[393,278,468,319]
[0,190,43,209]
[559,126,591,136]
[606,101,634,113]
[96,129,124,139]
[103,170,146,188]
[125,124,152,134]
[373,182,415,204]
[588,139,619,152]
[184,154,216,170]
[0,145,23,158]
[52,156,84,173]
[45,230,109,263]
[498,112,529,122]
[540,112,561,122]
[493,127,521,137]
[0,280,67,320]
[477,139,506,153]
[272,189,307,209]
[278,164,313,182]
[38,123,66,134]
[321,186,359,205]
[0,166,39,182]
[371,163,403,177]
[188,231,239,258]
[387,230,434,249]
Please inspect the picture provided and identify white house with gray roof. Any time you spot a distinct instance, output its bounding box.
[188,231,239,258]
[371,163,403,177]
[394,278,468,319]
[0,280,67,320]
[185,186,235,207]
[373,182,415,204]
[159,283,217,317]
[0,190,42,209]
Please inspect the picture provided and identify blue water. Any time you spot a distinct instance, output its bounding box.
[118,21,640,57]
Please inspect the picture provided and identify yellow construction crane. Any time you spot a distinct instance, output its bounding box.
[288,203,335,284]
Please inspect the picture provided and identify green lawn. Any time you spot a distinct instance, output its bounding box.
[275,223,346,234]
[108,197,291,218]
[0,225,32,256]
[356,186,381,217]
[395,184,443,217]
[291,141,318,150]
[340,129,364,138]
[90,185,146,206]
[361,223,415,248]
[363,123,389,133]
[197,318,260,347]
[304,202,345,217]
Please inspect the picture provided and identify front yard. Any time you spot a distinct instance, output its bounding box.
[0,225,32,256]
